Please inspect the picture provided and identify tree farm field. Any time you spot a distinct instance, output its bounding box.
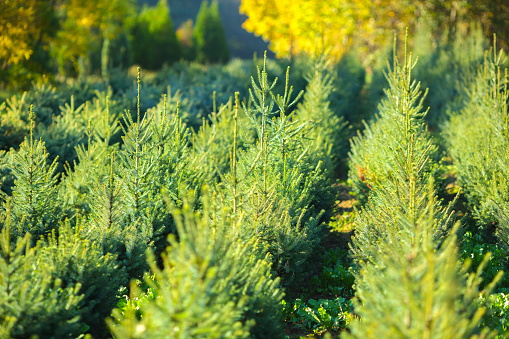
[1,1,509,338]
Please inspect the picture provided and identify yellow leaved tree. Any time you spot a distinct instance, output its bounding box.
[240,0,416,62]
[0,0,58,69]
[0,0,37,68]
[52,0,135,78]
[241,0,509,62]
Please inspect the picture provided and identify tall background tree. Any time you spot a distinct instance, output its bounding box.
[193,1,230,63]
[131,0,181,70]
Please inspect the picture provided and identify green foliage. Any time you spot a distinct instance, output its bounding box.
[445,46,509,230]
[193,0,230,64]
[131,0,181,70]
[461,230,508,290]
[70,75,192,279]
[348,45,446,261]
[114,275,157,321]
[215,58,336,286]
[0,212,85,339]
[310,248,355,297]
[331,51,366,129]
[282,297,352,335]
[108,192,284,339]
[348,42,440,205]
[348,216,499,338]
[155,59,253,125]
[117,78,190,259]
[483,292,509,338]
[0,38,348,339]
[188,97,255,185]
[37,96,89,170]
[280,245,355,336]
[9,108,61,239]
[35,220,127,336]
[59,141,118,220]
[4,31,507,338]
[0,83,66,153]
[413,23,487,129]
[0,93,30,151]
[359,44,393,120]
[345,44,501,338]
[294,60,349,175]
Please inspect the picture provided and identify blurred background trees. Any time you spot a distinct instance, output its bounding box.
[0,0,508,91]
[0,0,233,90]
[240,0,509,62]
[131,0,181,70]
[193,1,230,63]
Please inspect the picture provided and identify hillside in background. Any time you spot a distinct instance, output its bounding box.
[138,0,271,59]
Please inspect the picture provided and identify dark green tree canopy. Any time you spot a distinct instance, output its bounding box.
[131,0,181,70]
[193,0,230,64]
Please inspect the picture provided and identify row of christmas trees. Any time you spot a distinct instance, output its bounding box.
[0,53,350,337]
[2,26,509,337]
[346,39,506,337]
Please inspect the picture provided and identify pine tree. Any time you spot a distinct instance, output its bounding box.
[346,189,500,339]
[36,219,127,336]
[0,203,84,338]
[131,0,181,70]
[347,43,501,338]
[9,106,61,239]
[294,59,348,175]
[0,92,31,151]
[108,191,284,339]
[193,0,230,64]
[445,46,509,226]
[37,95,88,172]
[109,71,191,277]
[187,96,255,186]
[58,89,121,218]
[348,42,440,204]
[349,40,451,264]
[215,57,336,286]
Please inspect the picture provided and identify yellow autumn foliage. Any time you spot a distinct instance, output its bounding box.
[239,0,419,61]
[0,0,38,67]
[0,0,135,71]
[51,0,135,74]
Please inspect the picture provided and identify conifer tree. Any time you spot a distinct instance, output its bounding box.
[445,47,509,226]
[215,57,335,286]
[0,92,32,151]
[294,59,348,175]
[131,0,181,70]
[187,97,255,186]
[348,42,440,204]
[349,40,451,264]
[110,72,191,277]
[348,43,500,338]
[9,106,61,239]
[108,191,284,339]
[0,204,84,338]
[37,96,88,171]
[58,90,121,218]
[346,188,500,339]
[193,0,230,64]
[36,219,127,336]
[130,92,190,253]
